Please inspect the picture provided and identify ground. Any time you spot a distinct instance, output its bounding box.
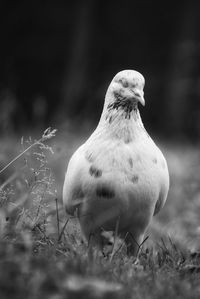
[0,125,200,299]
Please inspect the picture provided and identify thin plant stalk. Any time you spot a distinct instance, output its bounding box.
[58,217,71,242]
[0,128,57,176]
[55,198,60,238]
[110,216,120,262]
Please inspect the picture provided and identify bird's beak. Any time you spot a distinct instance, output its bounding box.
[139,94,145,106]
[133,89,145,106]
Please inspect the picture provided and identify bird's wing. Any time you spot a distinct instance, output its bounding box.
[153,152,169,215]
[63,145,87,215]
[153,182,168,215]
[62,137,130,216]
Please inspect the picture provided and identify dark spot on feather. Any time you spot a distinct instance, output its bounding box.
[72,186,84,200]
[152,158,157,164]
[89,165,102,178]
[124,136,132,144]
[131,175,139,184]
[119,78,128,88]
[154,198,162,215]
[96,186,115,198]
[109,116,113,124]
[85,151,94,163]
[128,158,133,168]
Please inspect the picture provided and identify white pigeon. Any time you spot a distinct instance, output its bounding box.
[63,70,169,256]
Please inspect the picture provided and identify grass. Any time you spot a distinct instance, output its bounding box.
[0,127,200,299]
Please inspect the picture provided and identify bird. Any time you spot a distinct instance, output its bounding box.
[63,70,169,256]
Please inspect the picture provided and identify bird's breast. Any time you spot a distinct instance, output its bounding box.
[77,136,169,230]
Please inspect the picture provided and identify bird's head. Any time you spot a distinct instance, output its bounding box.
[105,70,145,111]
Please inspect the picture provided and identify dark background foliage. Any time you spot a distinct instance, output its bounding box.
[0,0,200,140]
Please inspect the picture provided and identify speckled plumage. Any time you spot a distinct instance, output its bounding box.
[63,70,169,256]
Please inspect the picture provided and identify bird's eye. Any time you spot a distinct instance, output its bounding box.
[119,78,128,88]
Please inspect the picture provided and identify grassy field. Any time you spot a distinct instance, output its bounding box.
[0,126,200,299]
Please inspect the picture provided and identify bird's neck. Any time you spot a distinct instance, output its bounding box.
[97,93,146,142]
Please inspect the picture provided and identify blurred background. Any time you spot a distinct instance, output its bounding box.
[0,0,200,250]
[0,0,200,140]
